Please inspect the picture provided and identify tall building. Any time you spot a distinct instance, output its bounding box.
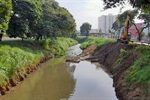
[98,14,117,33]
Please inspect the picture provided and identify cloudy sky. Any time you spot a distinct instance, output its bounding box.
[55,0,133,30]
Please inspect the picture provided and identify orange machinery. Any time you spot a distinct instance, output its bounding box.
[117,12,131,44]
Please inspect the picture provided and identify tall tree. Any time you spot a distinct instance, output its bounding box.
[36,0,76,40]
[7,0,42,40]
[0,0,12,40]
[112,10,138,36]
[80,22,92,37]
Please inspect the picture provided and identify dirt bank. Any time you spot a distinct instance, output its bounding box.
[86,42,149,100]
[0,55,50,96]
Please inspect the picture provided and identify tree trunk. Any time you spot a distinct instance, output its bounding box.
[0,34,3,41]
[138,33,141,41]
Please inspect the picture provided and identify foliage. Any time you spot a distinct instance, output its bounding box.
[7,0,42,38]
[80,37,114,50]
[6,0,76,40]
[102,0,150,13]
[112,10,138,35]
[0,43,43,86]
[35,0,76,40]
[117,10,138,24]
[75,36,87,43]
[41,37,77,56]
[80,22,92,37]
[133,13,150,41]
[0,0,12,33]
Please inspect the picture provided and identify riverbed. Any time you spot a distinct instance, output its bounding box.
[0,44,118,100]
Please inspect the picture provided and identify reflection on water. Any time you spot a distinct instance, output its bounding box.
[69,61,118,100]
[0,57,76,100]
[0,44,117,100]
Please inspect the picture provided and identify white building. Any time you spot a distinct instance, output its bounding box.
[98,14,117,33]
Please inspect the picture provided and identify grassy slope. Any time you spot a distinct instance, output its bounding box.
[123,45,150,95]
[0,37,77,86]
[80,36,114,50]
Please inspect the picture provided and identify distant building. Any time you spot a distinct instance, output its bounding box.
[98,14,117,33]
[89,29,100,37]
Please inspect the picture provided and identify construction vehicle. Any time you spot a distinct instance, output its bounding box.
[117,12,131,44]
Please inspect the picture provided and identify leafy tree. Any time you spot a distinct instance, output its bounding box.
[80,22,92,37]
[116,10,150,41]
[7,0,76,40]
[0,0,12,40]
[112,10,138,36]
[112,20,124,35]
[36,0,76,40]
[102,0,150,13]
[7,0,42,40]
[117,10,138,24]
[133,13,150,41]
[56,7,76,37]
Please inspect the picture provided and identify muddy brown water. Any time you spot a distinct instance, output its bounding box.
[0,44,118,100]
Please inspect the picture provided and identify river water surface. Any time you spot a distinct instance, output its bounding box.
[0,44,118,100]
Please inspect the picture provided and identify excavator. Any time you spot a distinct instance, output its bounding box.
[117,11,131,44]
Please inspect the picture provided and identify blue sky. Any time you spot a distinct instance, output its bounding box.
[55,0,133,30]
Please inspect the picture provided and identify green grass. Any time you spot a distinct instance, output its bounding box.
[80,37,114,50]
[124,45,150,94]
[41,37,77,56]
[0,37,77,86]
[0,45,43,86]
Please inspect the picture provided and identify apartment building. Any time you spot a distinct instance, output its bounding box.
[98,14,117,33]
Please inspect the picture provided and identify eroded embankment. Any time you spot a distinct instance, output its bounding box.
[87,42,150,100]
[0,38,77,96]
[0,55,50,95]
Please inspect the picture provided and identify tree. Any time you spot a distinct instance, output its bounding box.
[0,0,12,40]
[133,13,150,41]
[36,0,76,40]
[102,0,150,13]
[7,0,42,40]
[80,22,92,37]
[116,10,150,41]
[112,10,138,36]
[112,20,124,35]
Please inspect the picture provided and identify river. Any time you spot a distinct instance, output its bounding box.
[0,44,118,100]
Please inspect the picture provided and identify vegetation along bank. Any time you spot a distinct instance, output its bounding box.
[0,37,77,95]
[81,37,150,100]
